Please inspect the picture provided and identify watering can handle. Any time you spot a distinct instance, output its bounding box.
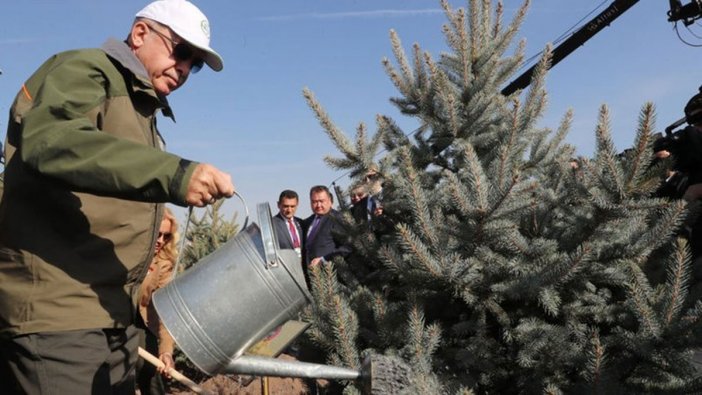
[256,202,280,268]
[172,191,250,279]
[233,192,250,230]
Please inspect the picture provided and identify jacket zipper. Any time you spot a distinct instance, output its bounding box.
[129,114,165,322]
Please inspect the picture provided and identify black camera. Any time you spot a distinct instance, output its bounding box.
[654,126,702,172]
[654,87,702,198]
[668,0,702,26]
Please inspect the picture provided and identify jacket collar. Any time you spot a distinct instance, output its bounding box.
[276,213,301,224]
[100,38,175,121]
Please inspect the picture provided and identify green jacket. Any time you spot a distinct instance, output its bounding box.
[0,39,198,335]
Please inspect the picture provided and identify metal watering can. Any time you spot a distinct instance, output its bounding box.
[152,200,360,380]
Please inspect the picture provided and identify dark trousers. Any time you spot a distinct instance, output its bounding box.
[0,326,139,395]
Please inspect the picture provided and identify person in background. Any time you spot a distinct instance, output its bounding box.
[273,189,304,258]
[303,185,351,269]
[350,184,367,207]
[300,187,351,394]
[0,1,234,393]
[349,183,368,221]
[364,165,384,217]
[136,207,179,395]
[351,184,383,224]
[351,167,385,228]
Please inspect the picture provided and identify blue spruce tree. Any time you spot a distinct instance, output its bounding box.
[302,0,702,393]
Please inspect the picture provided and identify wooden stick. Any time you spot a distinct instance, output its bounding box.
[138,347,214,395]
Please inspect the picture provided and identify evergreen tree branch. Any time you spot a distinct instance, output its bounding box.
[389,29,415,94]
[625,260,662,337]
[492,1,503,38]
[396,223,444,280]
[594,105,626,200]
[518,44,551,135]
[383,31,420,108]
[444,170,477,215]
[623,103,657,193]
[585,329,607,391]
[329,293,361,370]
[662,237,691,326]
[528,110,573,168]
[406,307,441,375]
[303,88,355,157]
[457,142,490,213]
[397,148,440,249]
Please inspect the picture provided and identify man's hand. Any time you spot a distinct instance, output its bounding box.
[185,163,235,207]
[684,183,702,202]
[158,352,175,378]
[310,257,323,267]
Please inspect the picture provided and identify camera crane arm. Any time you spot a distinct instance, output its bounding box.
[501,0,640,96]
[501,0,702,97]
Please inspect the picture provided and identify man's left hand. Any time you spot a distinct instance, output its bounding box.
[310,257,323,267]
[158,352,175,378]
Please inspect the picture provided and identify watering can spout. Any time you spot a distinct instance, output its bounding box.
[224,355,360,380]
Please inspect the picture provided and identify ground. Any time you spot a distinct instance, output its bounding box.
[167,373,309,395]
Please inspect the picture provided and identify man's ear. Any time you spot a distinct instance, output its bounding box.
[130,20,150,49]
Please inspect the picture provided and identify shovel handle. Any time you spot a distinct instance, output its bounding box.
[138,347,214,395]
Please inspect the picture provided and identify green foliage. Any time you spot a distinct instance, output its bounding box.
[177,200,239,273]
[303,0,702,393]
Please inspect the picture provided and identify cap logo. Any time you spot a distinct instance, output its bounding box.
[201,20,210,40]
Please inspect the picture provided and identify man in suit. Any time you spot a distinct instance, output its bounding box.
[303,185,351,267]
[299,185,352,394]
[273,190,304,258]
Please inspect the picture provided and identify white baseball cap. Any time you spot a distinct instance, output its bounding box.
[136,0,223,71]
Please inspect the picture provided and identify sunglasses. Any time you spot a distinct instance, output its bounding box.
[157,231,173,242]
[149,25,205,74]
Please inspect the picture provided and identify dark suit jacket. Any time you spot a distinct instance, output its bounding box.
[351,195,380,223]
[302,209,351,266]
[273,213,304,251]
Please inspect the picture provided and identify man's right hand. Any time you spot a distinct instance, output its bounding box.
[185,163,235,207]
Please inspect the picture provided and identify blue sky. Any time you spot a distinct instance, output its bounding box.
[2,1,701,222]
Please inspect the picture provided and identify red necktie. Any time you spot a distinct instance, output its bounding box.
[288,219,300,248]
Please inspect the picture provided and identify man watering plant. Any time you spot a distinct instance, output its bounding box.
[0,0,234,393]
